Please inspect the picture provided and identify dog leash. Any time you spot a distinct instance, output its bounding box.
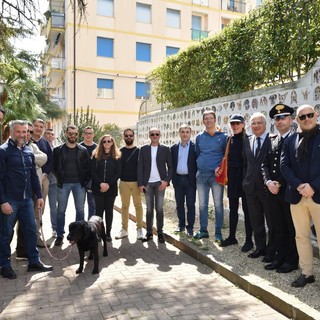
[38,207,73,261]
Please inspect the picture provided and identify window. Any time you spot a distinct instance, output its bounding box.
[167,9,180,28]
[97,79,114,98]
[136,42,151,62]
[97,0,113,17]
[97,37,114,58]
[192,0,209,5]
[136,3,151,23]
[136,82,150,99]
[166,46,179,56]
[192,15,202,30]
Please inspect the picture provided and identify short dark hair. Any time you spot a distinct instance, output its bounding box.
[123,128,134,135]
[202,110,216,120]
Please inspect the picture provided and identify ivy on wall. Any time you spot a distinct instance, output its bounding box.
[150,0,320,109]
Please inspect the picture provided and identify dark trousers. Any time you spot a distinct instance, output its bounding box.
[173,175,196,232]
[228,195,253,244]
[94,193,116,236]
[245,190,274,257]
[268,193,299,265]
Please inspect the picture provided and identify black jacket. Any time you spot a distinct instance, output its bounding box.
[53,143,90,188]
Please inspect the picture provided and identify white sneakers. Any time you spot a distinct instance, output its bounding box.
[137,228,144,240]
[115,228,128,239]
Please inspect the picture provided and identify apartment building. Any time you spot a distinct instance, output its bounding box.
[41,0,257,131]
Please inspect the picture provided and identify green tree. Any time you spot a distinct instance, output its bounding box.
[101,123,122,147]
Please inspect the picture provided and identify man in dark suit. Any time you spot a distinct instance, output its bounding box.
[137,127,173,243]
[243,112,274,260]
[262,104,298,273]
[281,104,320,288]
[171,124,197,237]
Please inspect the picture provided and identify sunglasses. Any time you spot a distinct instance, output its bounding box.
[298,112,315,121]
[124,134,134,138]
[28,130,34,134]
[83,132,93,135]
[67,132,78,136]
[150,133,160,137]
[102,140,113,144]
[230,122,242,126]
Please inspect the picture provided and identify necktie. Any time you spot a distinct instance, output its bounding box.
[255,137,261,158]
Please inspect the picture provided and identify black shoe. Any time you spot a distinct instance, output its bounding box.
[262,256,273,263]
[158,234,165,243]
[1,266,17,279]
[54,236,63,246]
[248,249,266,258]
[264,261,282,270]
[291,274,315,288]
[220,237,238,247]
[142,233,153,242]
[241,242,253,253]
[27,261,53,272]
[276,263,299,274]
[106,236,112,242]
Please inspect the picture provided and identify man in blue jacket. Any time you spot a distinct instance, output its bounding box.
[0,120,53,279]
[281,104,320,288]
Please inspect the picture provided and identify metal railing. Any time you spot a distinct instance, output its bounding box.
[191,29,209,41]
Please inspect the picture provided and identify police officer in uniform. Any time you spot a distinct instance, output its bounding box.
[261,104,299,273]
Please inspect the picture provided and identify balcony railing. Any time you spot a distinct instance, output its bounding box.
[50,57,65,70]
[191,29,209,41]
[51,12,65,28]
[221,0,246,13]
[51,97,66,109]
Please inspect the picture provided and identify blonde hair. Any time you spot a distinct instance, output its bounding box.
[92,134,121,160]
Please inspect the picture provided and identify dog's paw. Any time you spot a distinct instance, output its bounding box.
[76,268,83,274]
[92,269,99,274]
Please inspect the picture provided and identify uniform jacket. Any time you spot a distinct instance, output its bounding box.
[243,133,271,194]
[137,143,173,187]
[170,141,197,188]
[280,130,320,204]
[0,139,42,204]
[53,143,90,188]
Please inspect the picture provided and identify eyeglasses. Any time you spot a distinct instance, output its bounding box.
[67,132,78,136]
[298,112,315,121]
[83,132,93,135]
[102,140,113,144]
[230,122,242,126]
[28,130,34,134]
[124,134,134,138]
[274,115,289,121]
[150,133,160,137]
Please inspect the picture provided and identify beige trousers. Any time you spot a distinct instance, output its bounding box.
[290,197,320,276]
[119,181,143,231]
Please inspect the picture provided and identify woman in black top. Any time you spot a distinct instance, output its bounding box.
[220,115,253,252]
[91,134,121,241]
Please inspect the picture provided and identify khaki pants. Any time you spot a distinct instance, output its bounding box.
[291,197,320,276]
[119,181,143,231]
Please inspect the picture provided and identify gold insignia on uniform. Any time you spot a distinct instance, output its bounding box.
[275,104,285,114]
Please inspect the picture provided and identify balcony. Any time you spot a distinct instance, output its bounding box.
[51,97,66,109]
[50,57,65,71]
[221,0,246,13]
[191,29,209,41]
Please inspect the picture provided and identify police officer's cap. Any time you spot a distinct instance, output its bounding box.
[229,114,245,123]
[269,104,294,119]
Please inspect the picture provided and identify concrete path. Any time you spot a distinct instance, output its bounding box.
[0,197,289,320]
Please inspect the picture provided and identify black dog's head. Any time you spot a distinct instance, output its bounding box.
[67,221,90,245]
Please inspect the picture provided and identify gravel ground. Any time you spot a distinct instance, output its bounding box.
[162,200,320,313]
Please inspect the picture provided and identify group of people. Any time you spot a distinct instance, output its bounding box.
[0,103,319,290]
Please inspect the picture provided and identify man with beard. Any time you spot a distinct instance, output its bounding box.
[53,125,90,246]
[281,104,320,287]
[115,129,144,240]
[0,120,53,279]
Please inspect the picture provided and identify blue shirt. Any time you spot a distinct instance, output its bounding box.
[195,131,228,172]
[176,141,190,175]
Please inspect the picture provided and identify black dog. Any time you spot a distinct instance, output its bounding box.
[67,216,108,274]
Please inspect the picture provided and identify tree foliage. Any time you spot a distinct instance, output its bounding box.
[150,0,320,109]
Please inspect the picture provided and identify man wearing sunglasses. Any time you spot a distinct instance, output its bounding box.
[137,127,173,243]
[52,125,91,246]
[261,104,298,274]
[116,129,144,240]
[281,104,320,288]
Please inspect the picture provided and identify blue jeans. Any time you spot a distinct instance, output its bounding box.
[86,191,96,219]
[145,181,165,234]
[56,183,86,237]
[0,197,40,268]
[174,175,196,232]
[196,170,224,234]
[48,180,58,232]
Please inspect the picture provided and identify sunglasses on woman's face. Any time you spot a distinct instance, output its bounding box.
[102,140,112,144]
